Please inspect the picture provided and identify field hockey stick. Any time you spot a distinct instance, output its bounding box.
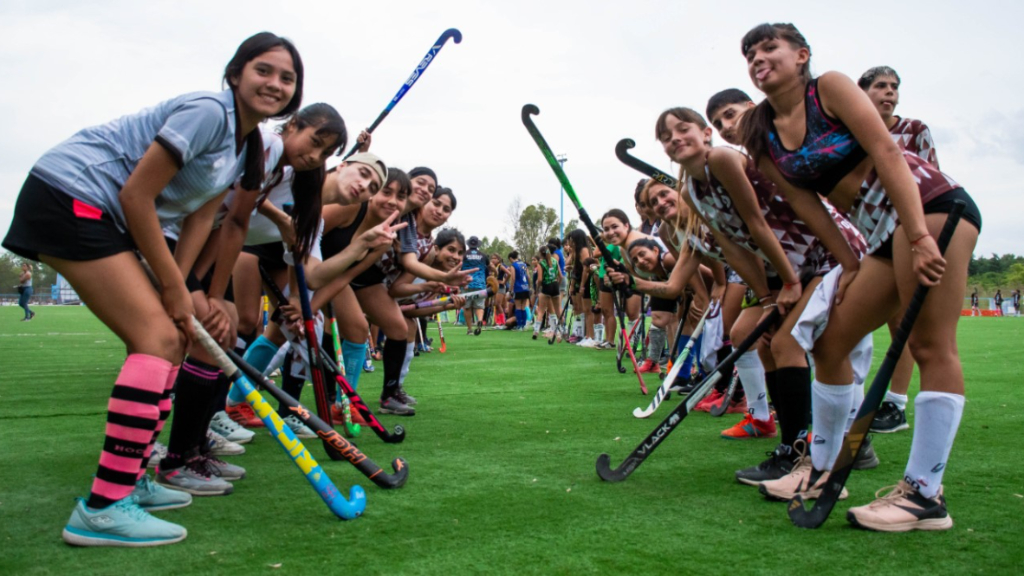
[666,316,686,371]
[709,369,740,417]
[259,266,406,444]
[190,317,367,518]
[789,201,965,528]
[227,350,409,489]
[633,305,711,418]
[290,257,348,461]
[437,314,447,353]
[549,296,570,345]
[521,104,646,391]
[341,28,463,159]
[399,288,488,311]
[416,317,426,352]
[615,308,642,367]
[328,303,361,438]
[615,291,648,394]
[596,308,779,482]
[615,138,679,188]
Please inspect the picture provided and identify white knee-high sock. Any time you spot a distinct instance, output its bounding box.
[905,391,965,498]
[847,381,864,431]
[399,343,415,385]
[736,351,769,421]
[810,380,854,470]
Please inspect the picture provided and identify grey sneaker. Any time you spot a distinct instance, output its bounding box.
[210,410,255,444]
[131,474,192,511]
[283,415,316,439]
[379,396,416,416]
[200,453,246,481]
[206,430,245,456]
[146,442,167,469]
[62,496,186,547]
[853,435,881,470]
[156,455,234,496]
[395,387,418,407]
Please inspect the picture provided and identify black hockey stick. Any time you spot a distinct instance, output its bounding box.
[788,201,965,528]
[548,295,570,345]
[341,28,462,159]
[595,308,779,482]
[709,369,740,417]
[615,138,679,188]
[227,350,409,489]
[259,264,406,444]
[522,103,645,393]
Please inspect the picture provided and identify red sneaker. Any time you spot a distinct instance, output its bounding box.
[637,359,659,374]
[727,396,748,414]
[721,413,777,440]
[695,390,723,413]
[226,402,264,428]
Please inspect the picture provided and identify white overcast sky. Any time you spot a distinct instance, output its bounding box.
[1,0,1021,256]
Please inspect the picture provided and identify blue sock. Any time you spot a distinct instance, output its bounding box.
[341,339,366,391]
[229,335,279,404]
[515,309,524,328]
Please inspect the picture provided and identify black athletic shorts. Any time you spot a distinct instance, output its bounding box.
[649,296,678,313]
[242,241,287,271]
[164,236,234,301]
[541,281,560,297]
[513,290,531,301]
[351,264,387,291]
[2,174,135,262]
[872,187,981,260]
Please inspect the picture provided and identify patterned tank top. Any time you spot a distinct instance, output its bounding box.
[767,78,868,195]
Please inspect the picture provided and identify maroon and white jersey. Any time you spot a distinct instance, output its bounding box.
[851,151,959,255]
[380,230,434,287]
[667,223,723,262]
[687,155,865,278]
[890,117,939,169]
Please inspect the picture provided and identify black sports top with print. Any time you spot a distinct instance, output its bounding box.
[320,202,368,259]
[767,78,868,195]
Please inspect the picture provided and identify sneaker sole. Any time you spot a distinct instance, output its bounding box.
[155,478,234,496]
[846,512,953,532]
[139,498,193,512]
[869,423,910,434]
[379,408,416,416]
[62,526,187,547]
[210,446,246,457]
[721,432,777,440]
[758,484,848,502]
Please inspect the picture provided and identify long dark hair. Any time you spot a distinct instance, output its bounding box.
[224,32,305,191]
[286,103,345,262]
[739,23,812,165]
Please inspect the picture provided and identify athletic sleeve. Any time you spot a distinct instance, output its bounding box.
[397,213,418,254]
[155,97,230,168]
[915,122,939,169]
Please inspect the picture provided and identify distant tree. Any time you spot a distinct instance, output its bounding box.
[512,203,560,259]
[0,250,56,295]
[479,236,515,260]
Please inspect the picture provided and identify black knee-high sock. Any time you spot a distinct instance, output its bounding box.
[715,344,733,393]
[279,354,305,416]
[200,371,231,451]
[774,366,811,447]
[764,370,779,414]
[163,358,220,468]
[381,338,407,400]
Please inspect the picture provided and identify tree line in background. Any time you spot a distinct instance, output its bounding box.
[967,253,1024,296]
[0,251,57,296]
[4,229,1019,298]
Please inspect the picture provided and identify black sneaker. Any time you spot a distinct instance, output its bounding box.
[668,378,694,396]
[870,401,909,433]
[852,435,880,470]
[735,444,798,486]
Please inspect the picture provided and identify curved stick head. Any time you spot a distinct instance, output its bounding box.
[440,28,463,44]
[384,424,407,444]
[338,486,367,520]
[389,458,410,487]
[615,138,637,160]
[521,103,540,126]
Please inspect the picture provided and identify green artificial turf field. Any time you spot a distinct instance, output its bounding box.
[1,306,1022,575]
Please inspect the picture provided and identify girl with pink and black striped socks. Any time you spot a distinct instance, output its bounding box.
[2,32,303,547]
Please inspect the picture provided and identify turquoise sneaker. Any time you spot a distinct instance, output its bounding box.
[62,497,187,547]
[132,475,192,511]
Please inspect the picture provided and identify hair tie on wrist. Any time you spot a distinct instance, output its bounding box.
[910,233,930,246]
[784,281,800,289]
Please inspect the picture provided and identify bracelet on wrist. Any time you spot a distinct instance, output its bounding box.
[909,233,930,246]
[783,281,800,289]
[762,302,779,309]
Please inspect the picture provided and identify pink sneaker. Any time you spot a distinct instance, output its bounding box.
[757,441,848,501]
[694,390,723,413]
[721,413,777,440]
[847,481,952,532]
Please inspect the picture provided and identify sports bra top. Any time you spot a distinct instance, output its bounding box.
[767,78,868,195]
[319,202,368,259]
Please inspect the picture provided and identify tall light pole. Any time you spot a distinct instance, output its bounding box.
[557,153,567,241]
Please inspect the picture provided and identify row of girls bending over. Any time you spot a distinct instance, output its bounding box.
[3,32,473,548]
[594,23,978,533]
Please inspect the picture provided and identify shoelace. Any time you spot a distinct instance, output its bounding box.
[184,455,217,479]
[869,482,914,507]
[114,496,151,521]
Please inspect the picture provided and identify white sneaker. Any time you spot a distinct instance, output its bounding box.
[283,415,316,439]
[206,430,245,456]
[146,442,167,469]
[210,411,255,444]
